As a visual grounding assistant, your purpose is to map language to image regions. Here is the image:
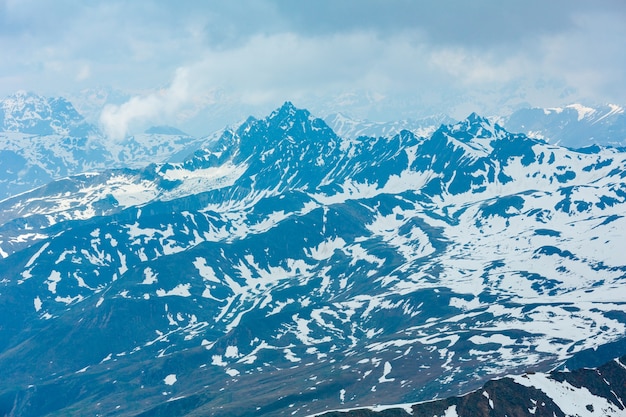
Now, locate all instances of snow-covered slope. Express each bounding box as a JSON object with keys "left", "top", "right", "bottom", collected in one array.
[{"left": 0, "top": 103, "right": 625, "bottom": 417}]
